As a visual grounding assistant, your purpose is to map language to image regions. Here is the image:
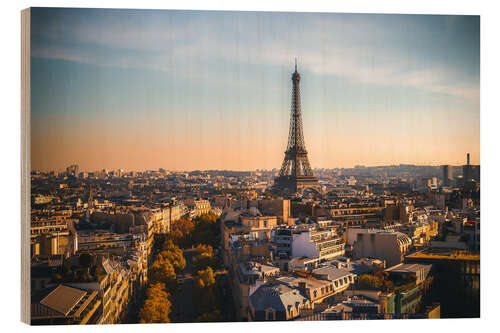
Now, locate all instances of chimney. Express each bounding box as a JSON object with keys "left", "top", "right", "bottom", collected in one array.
[{"left": 467, "top": 153, "right": 470, "bottom": 165}]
